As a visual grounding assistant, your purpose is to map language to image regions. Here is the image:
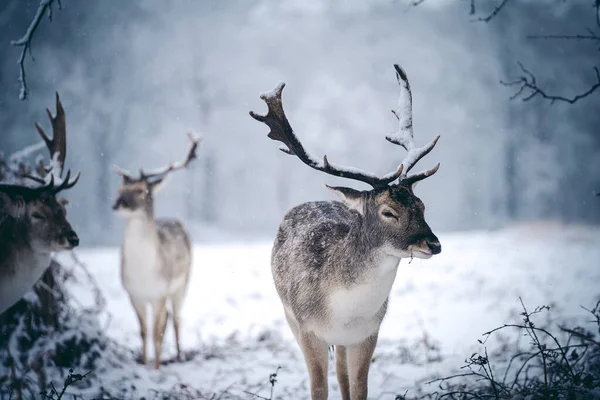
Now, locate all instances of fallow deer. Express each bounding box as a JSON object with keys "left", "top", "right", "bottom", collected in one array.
[
  {"left": 112, "top": 133, "right": 199, "bottom": 369},
  {"left": 250, "top": 64, "right": 441, "bottom": 400},
  {"left": 0, "top": 93, "right": 80, "bottom": 314}
]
